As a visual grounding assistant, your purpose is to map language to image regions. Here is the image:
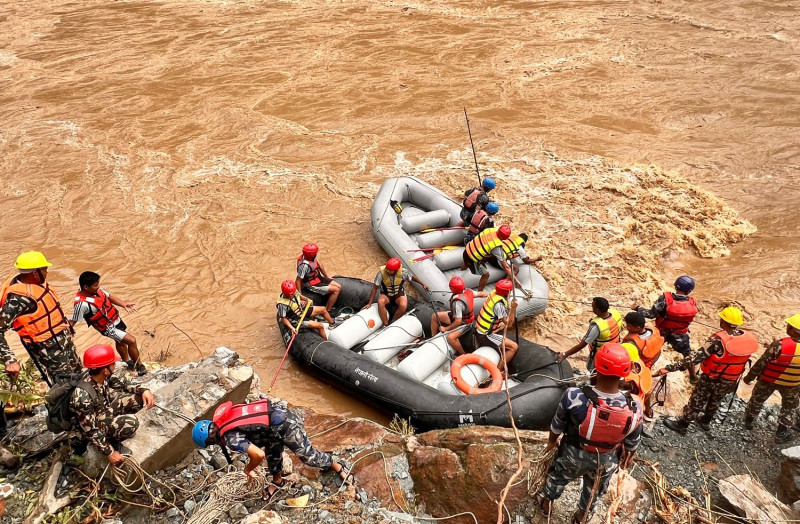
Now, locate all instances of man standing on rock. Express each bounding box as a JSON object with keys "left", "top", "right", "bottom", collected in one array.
[
  {"left": 192, "top": 399, "right": 352, "bottom": 500},
  {"left": 743, "top": 314, "right": 800, "bottom": 443},
  {"left": 658, "top": 307, "right": 759, "bottom": 434},
  {"left": 537, "top": 343, "right": 642, "bottom": 524}
]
